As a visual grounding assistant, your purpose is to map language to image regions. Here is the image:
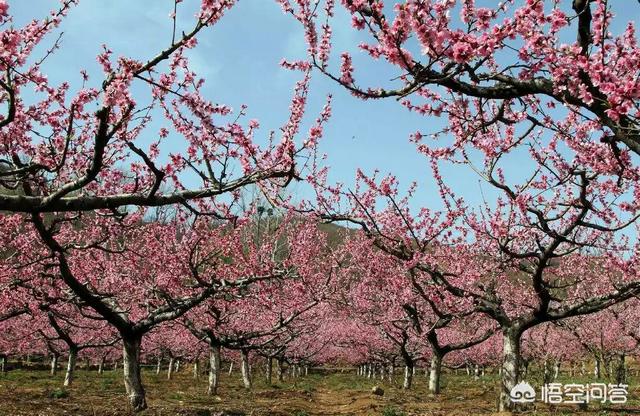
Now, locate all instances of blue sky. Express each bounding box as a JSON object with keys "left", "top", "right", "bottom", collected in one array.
[{"left": 8, "top": 1, "right": 640, "bottom": 213}]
